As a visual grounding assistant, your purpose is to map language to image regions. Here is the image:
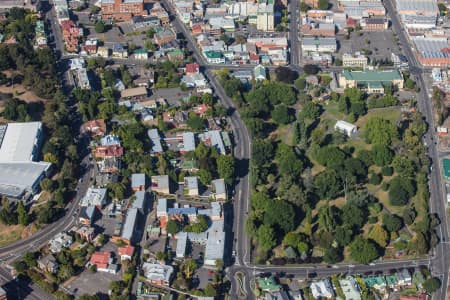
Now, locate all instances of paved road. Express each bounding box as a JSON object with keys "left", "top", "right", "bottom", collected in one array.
[
  {"left": 163, "top": 0, "right": 450, "bottom": 299},
  {"left": 288, "top": 0, "right": 300, "bottom": 66},
  {"left": 383, "top": 1, "right": 450, "bottom": 299}
]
